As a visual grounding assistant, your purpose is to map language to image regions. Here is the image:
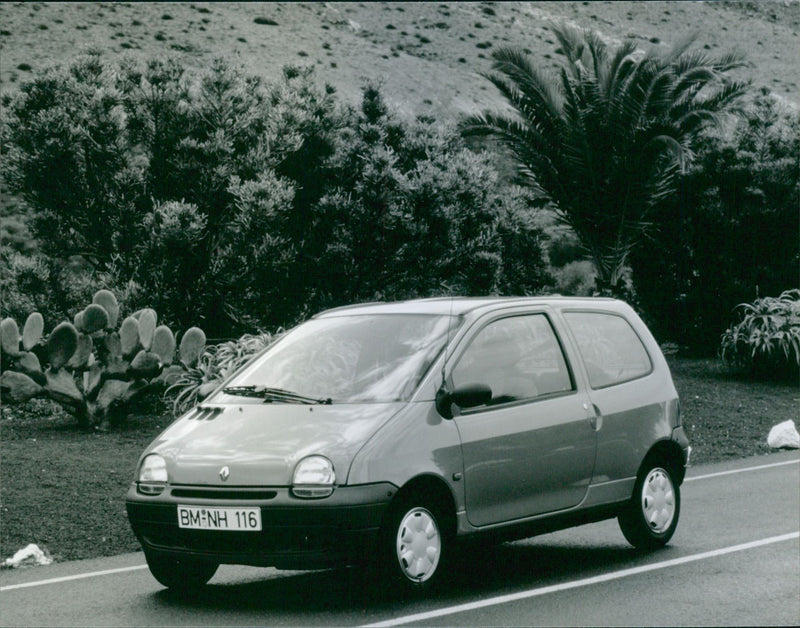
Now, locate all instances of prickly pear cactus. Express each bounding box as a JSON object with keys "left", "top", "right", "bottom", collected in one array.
[{"left": 0, "top": 290, "right": 206, "bottom": 429}]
